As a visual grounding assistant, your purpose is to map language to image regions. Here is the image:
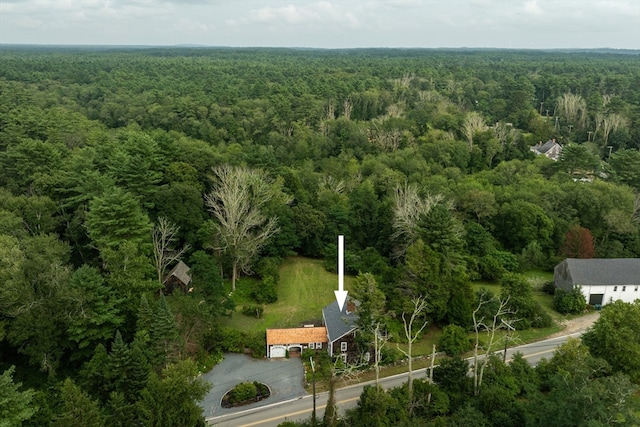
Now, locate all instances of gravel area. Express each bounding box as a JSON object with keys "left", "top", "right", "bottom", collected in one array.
[
  {"left": 546, "top": 311, "right": 600, "bottom": 339},
  {"left": 199, "top": 353, "right": 307, "bottom": 419}
]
